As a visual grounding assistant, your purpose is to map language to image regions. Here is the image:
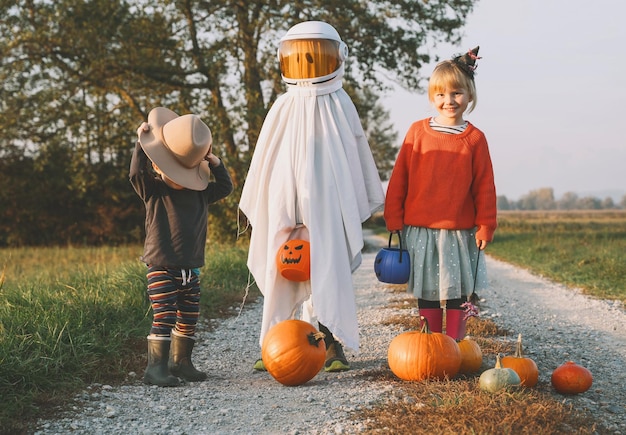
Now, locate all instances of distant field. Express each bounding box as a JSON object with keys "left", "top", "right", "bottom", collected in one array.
[
  {"left": 487, "top": 210, "right": 626, "bottom": 303},
  {"left": 1, "top": 244, "right": 142, "bottom": 285}
]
